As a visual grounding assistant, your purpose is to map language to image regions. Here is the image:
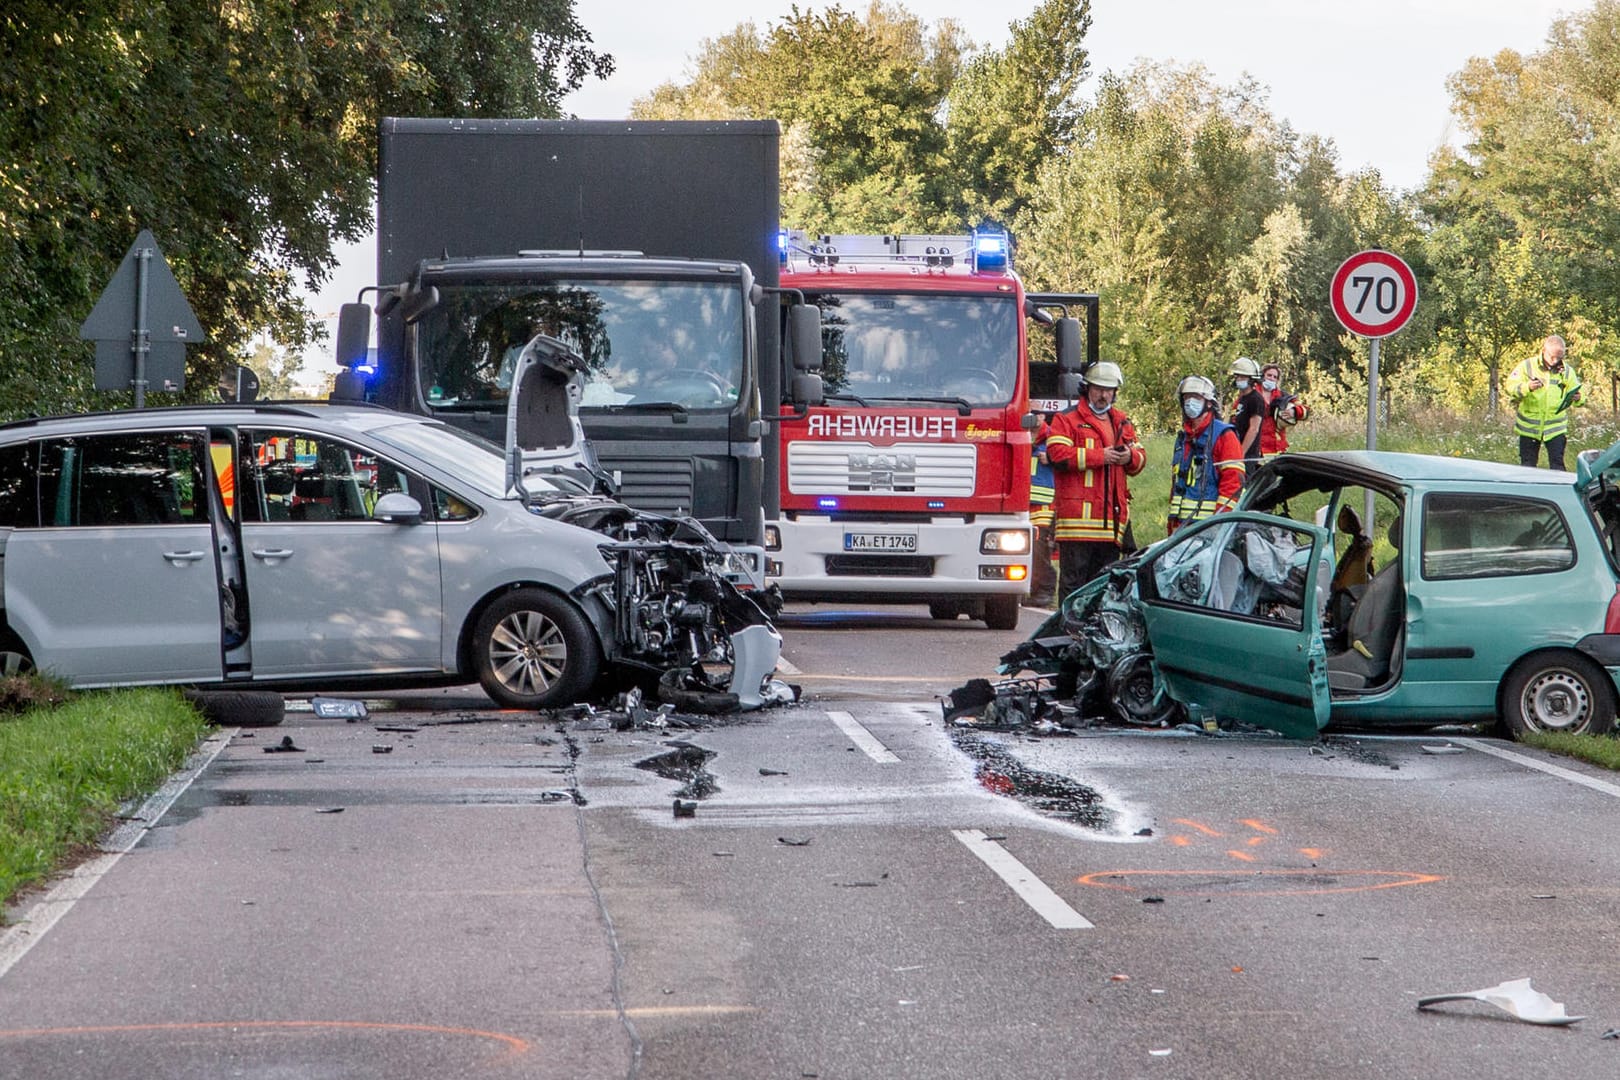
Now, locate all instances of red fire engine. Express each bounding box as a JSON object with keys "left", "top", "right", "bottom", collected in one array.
[{"left": 765, "top": 230, "right": 1094, "bottom": 629}]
